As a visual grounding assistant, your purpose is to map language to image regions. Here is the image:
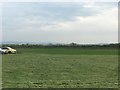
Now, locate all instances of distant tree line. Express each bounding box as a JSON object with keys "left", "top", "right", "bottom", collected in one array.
[{"left": 1, "top": 43, "right": 119, "bottom": 49}]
